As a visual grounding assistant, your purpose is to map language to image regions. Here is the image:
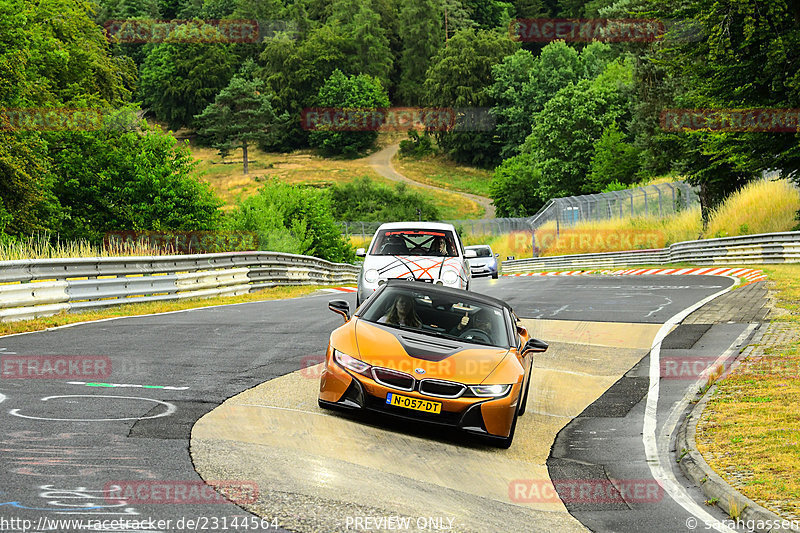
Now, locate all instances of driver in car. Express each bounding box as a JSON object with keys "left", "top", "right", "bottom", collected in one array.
[{"left": 450, "top": 308, "right": 494, "bottom": 342}]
